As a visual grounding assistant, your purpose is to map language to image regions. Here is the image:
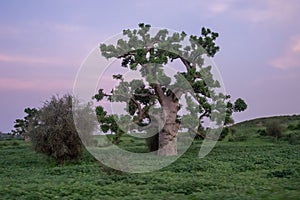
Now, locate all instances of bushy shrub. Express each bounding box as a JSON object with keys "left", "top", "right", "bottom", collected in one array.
[
  {"left": 27, "top": 95, "right": 97, "bottom": 164},
  {"left": 266, "top": 121, "right": 282, "bottom": 140}
]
